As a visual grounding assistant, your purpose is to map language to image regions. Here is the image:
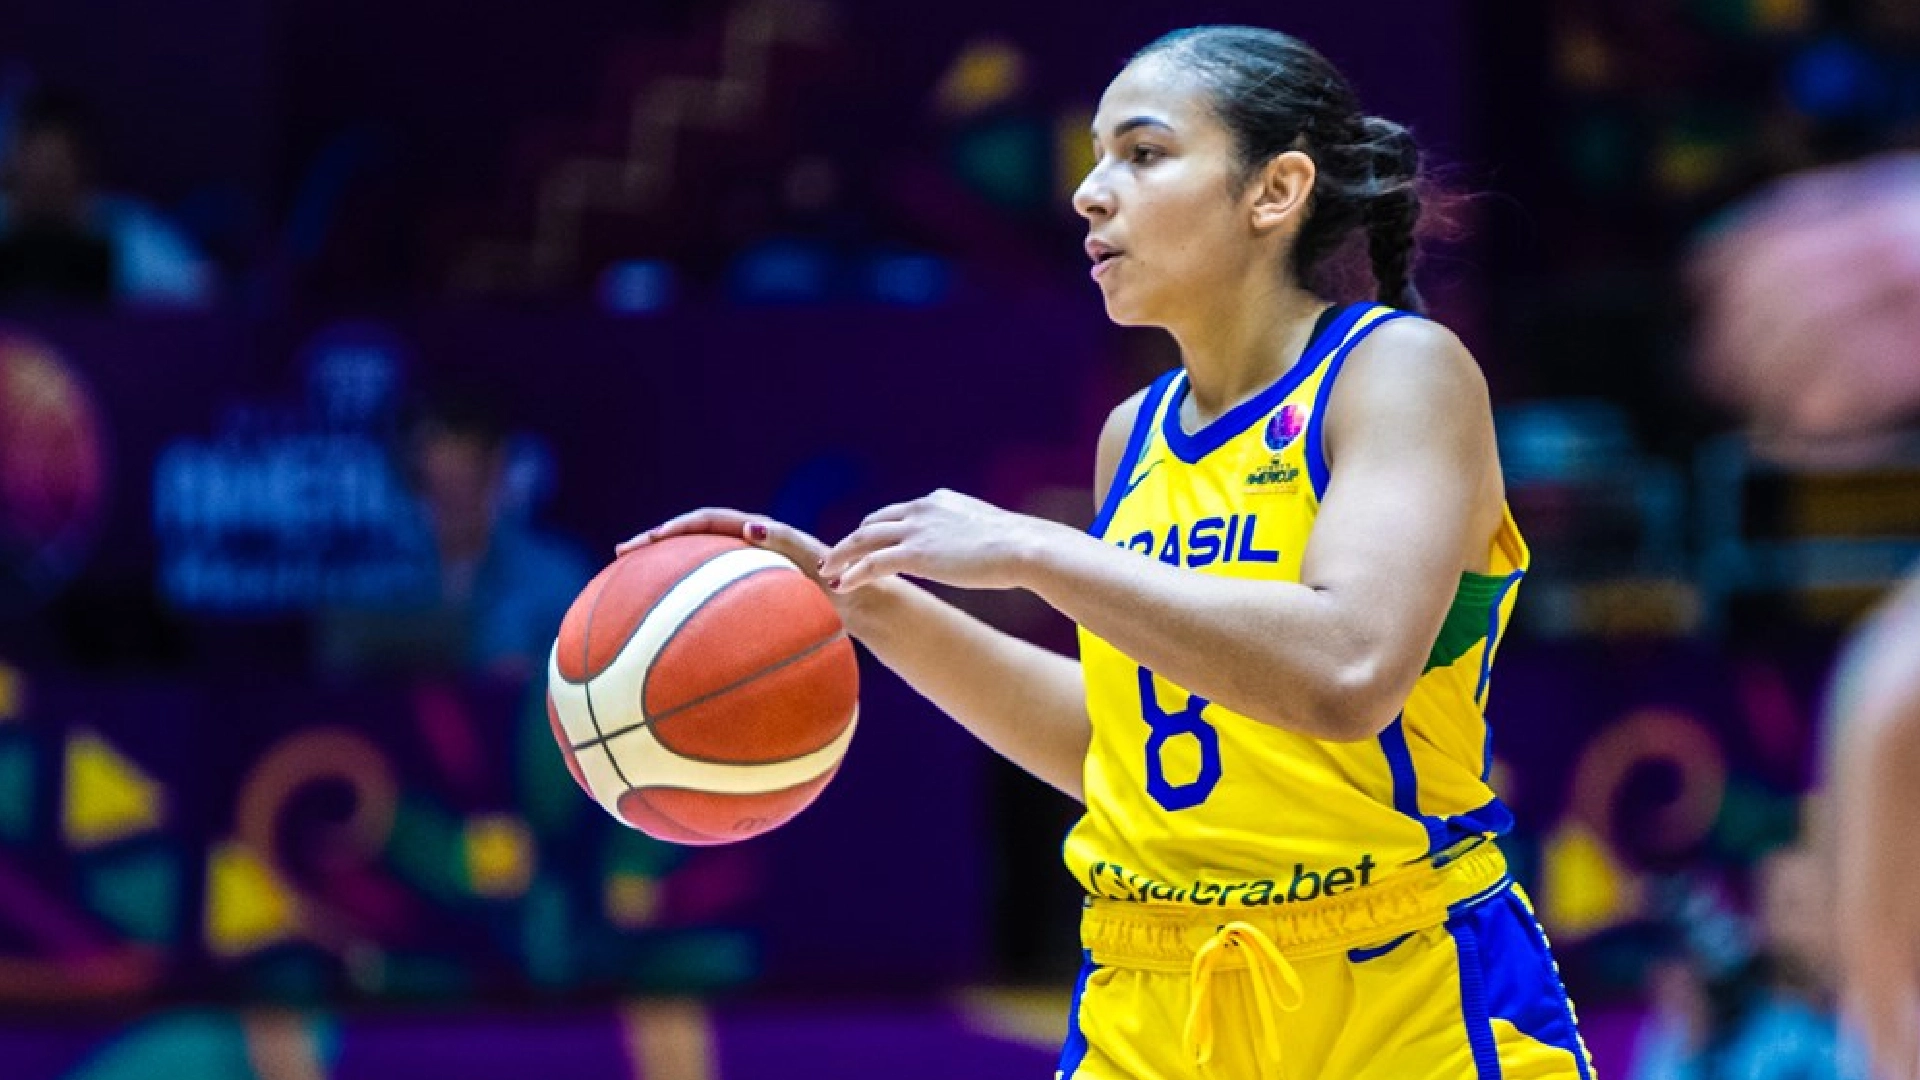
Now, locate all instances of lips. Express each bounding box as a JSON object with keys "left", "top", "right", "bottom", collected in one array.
[{"left": 1086, "top": 238, "right": 1123, "bottom": 282}]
